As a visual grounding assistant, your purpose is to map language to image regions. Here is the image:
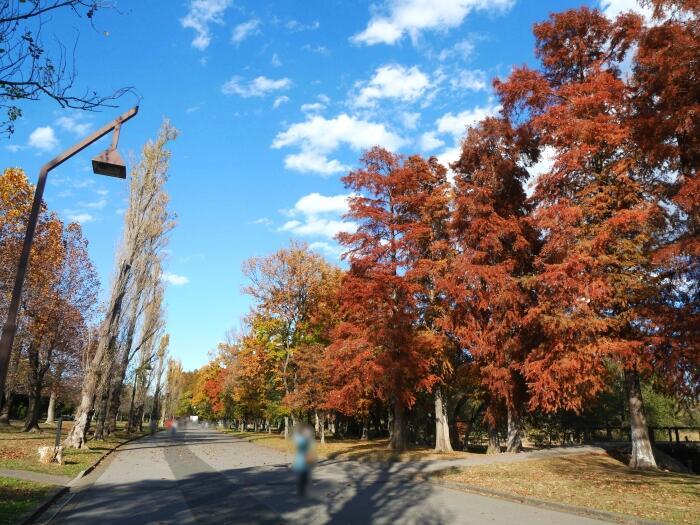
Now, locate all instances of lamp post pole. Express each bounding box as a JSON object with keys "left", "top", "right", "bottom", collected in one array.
[{"left": 0, "top": 106, "right": 139, "bottom": 396}]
